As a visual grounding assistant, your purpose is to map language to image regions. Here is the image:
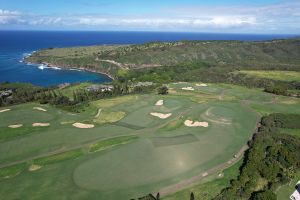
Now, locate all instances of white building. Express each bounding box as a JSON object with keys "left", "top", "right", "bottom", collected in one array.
[{"left": 290, "top": 181, "right": 300, "bottom": 200}]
